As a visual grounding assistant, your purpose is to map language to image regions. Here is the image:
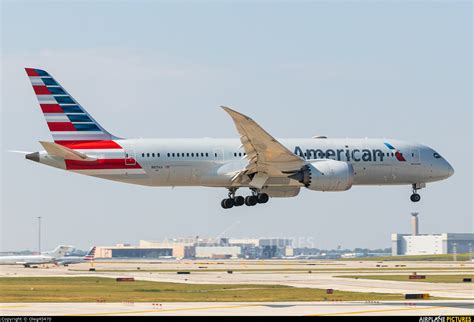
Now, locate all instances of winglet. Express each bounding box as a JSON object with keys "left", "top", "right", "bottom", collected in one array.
[{"left": 221, "top": 105, "right": 253, "bottom": 122}]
